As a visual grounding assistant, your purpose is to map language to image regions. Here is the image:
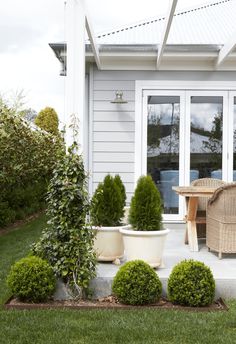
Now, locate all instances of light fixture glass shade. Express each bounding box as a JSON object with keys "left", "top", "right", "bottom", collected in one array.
[{"left": 111, "top": 91, "right": 128, "bottom": 104}]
